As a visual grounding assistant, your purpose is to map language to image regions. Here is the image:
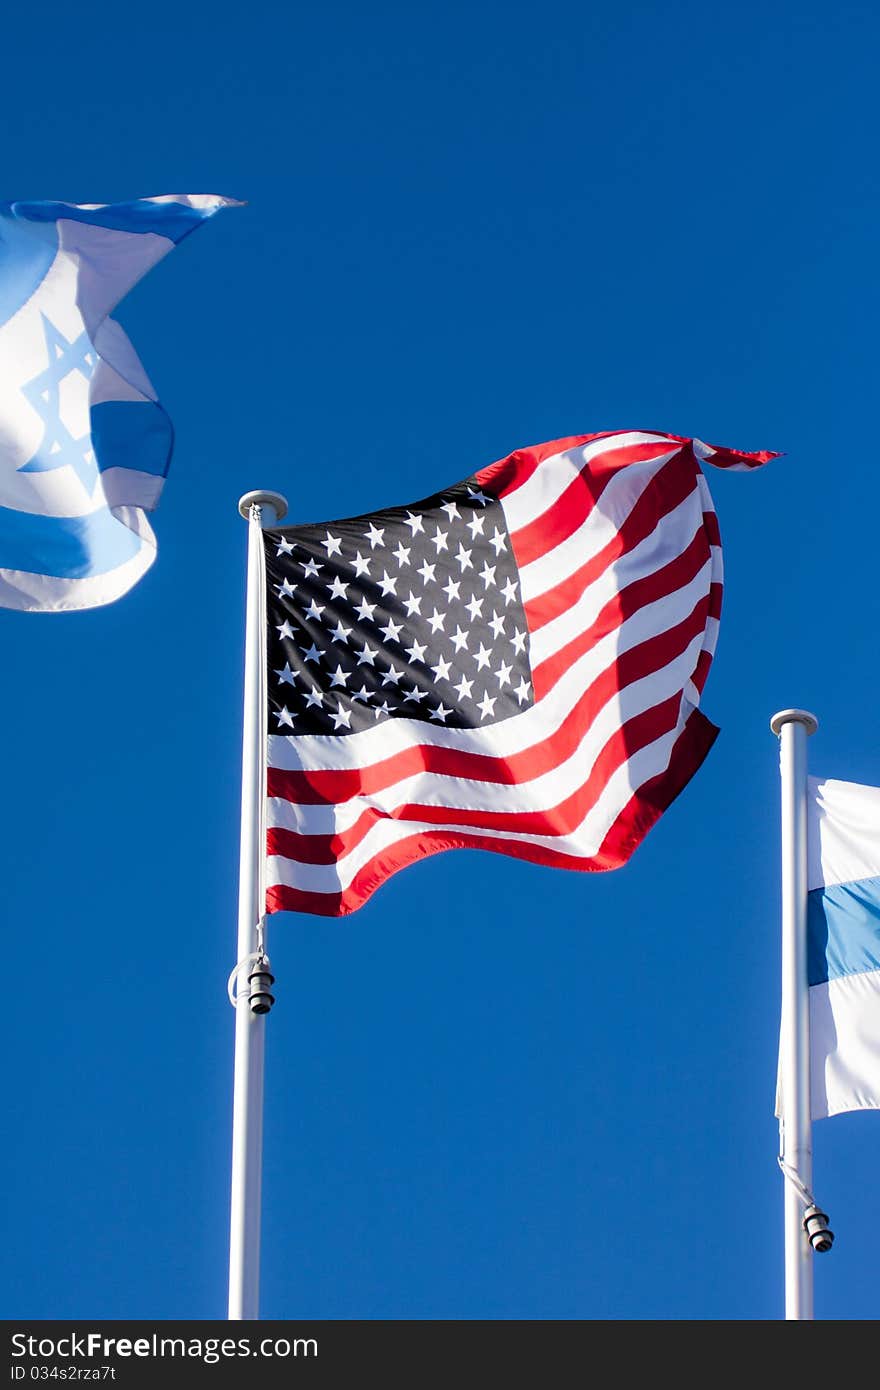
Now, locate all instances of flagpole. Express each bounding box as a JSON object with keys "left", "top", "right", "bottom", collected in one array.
[
  {"left": 228, "top": 489, "right": 288, "bottom": 1321},
  {"left": 770, "top": 707, "right": 818, "bottom": 1320}
]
